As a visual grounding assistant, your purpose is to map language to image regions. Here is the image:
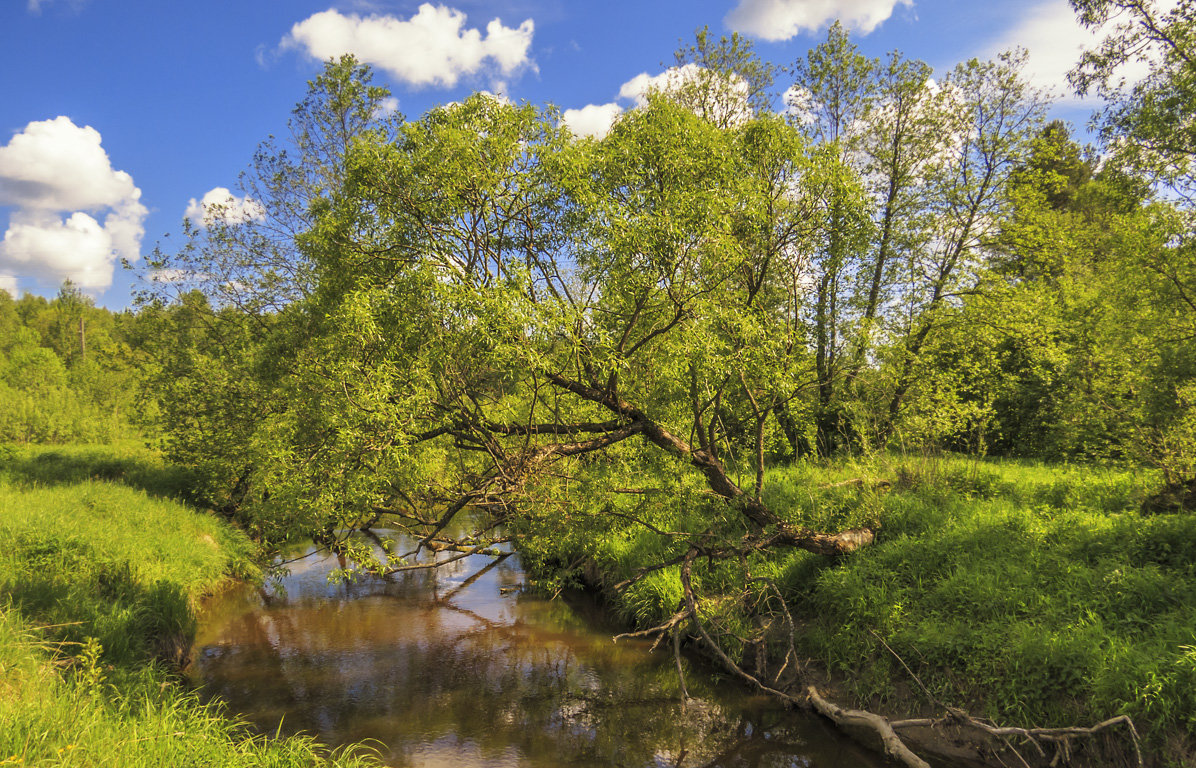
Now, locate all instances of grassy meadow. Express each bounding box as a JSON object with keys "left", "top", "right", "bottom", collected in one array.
[{"left": 0, "top": 443, "right": 380, "bottom": 768}]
